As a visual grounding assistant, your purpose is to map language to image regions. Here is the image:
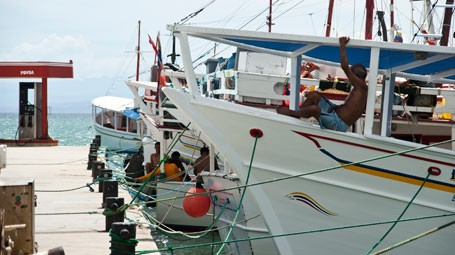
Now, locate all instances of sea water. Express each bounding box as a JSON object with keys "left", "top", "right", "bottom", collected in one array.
[
  {"left": 0, "top": 112, "right": 223, "bottom": 254},
  {"left": 0, "top": 113, "right": 94, "bottom": 145}
]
